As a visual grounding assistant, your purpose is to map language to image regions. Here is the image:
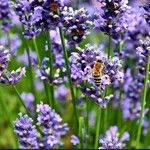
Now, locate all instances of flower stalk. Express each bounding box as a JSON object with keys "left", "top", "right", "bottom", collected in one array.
[
  {"left": 59, "top": 27, "right": 79, "bottom": 129},
  {"left": 45, "top": 32, "right": 55, "bottom": 108},
  {"left": 136, "top": 55, "right": 150, "bottom": 148}
]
